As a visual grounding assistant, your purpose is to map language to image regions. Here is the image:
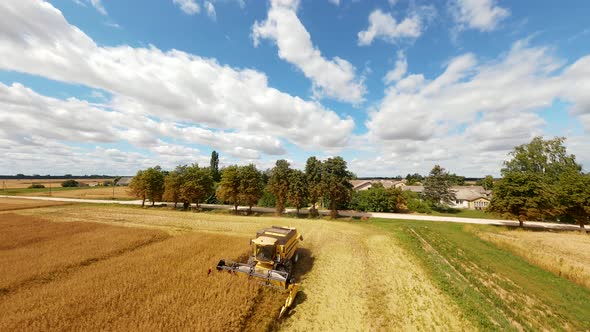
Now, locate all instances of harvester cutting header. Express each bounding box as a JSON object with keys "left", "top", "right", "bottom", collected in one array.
[{"left": 216, "top": 226, "right": 303, "bottom": 317}]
